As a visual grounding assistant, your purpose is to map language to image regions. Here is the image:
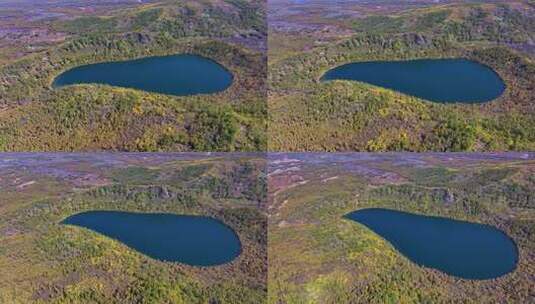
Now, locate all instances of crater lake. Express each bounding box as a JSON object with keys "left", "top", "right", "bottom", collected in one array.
[
  {"left": 321, "top": 59, "right": 505, "bottom": 103},
  {"left": 53, "top": 54, "right": 233, "bottom": 96},
  {"left": 62, "top": 211, "right": 242, "bottom": 266},
  {"left": 345, "top": 208, "right": 518, "bottom": 279}
]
